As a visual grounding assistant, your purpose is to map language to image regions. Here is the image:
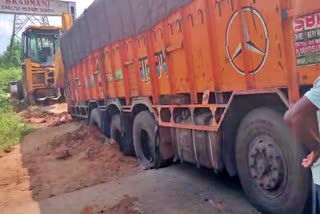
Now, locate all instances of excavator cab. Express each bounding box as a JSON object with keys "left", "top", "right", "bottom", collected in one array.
[
  {"left": 22, "top": 27, "right": 61, "bottom": 64},
  {"left": 20, "top": 26, "right": 63, "bottom": 104}
]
